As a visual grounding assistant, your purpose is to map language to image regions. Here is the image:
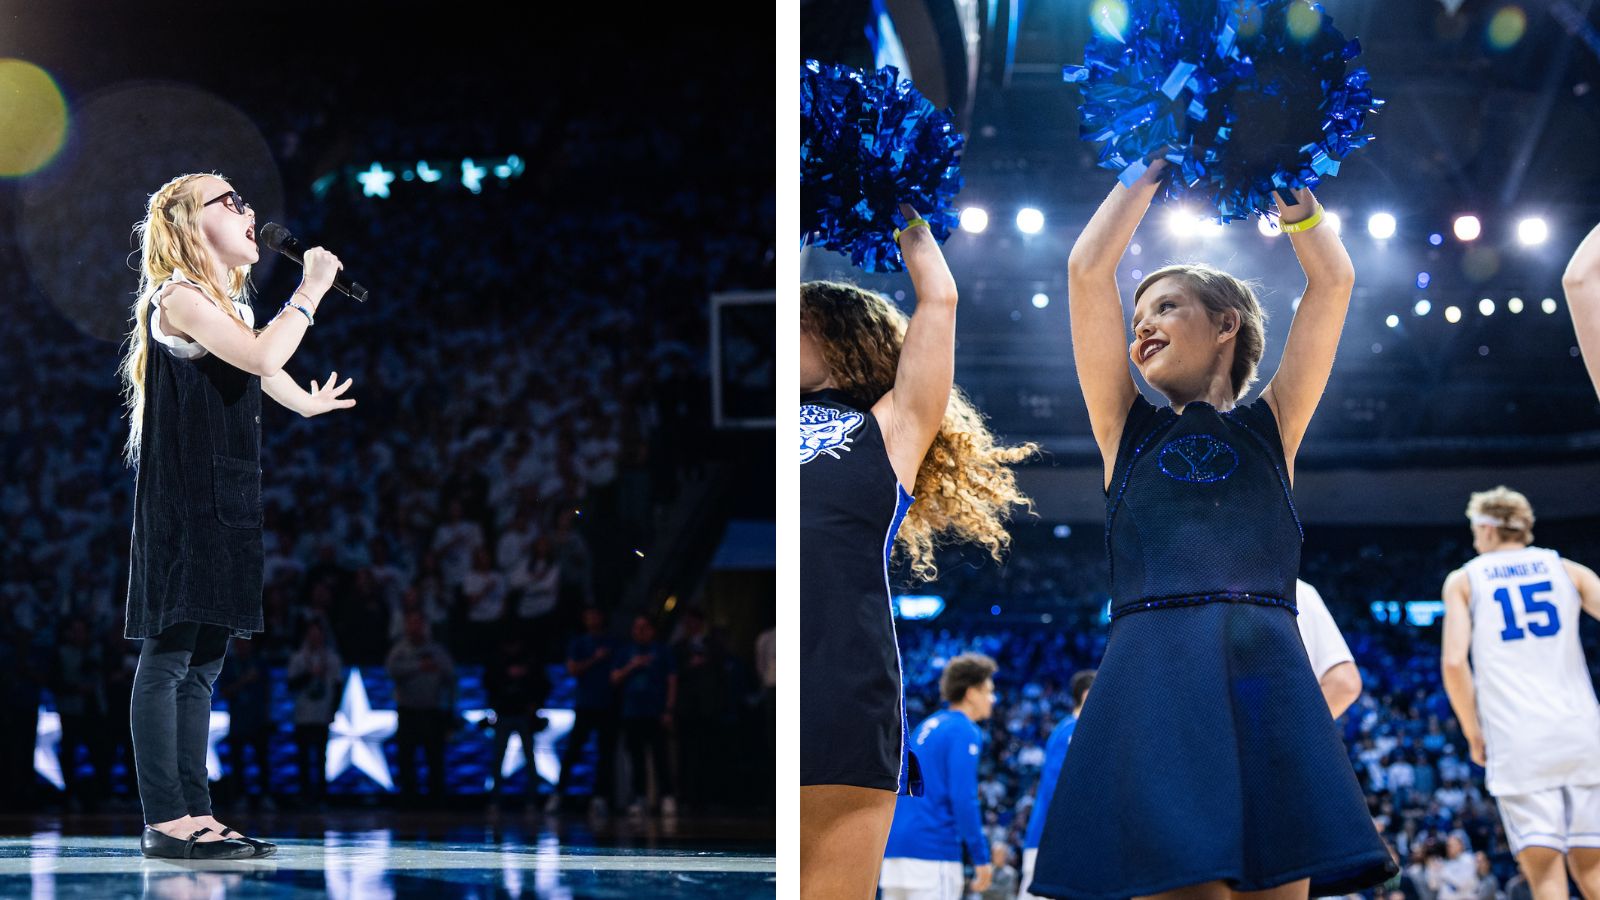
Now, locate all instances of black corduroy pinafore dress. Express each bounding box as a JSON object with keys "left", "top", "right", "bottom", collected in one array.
[{"left": 126, "top": 272, "right": 265, "bottom": 640}]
